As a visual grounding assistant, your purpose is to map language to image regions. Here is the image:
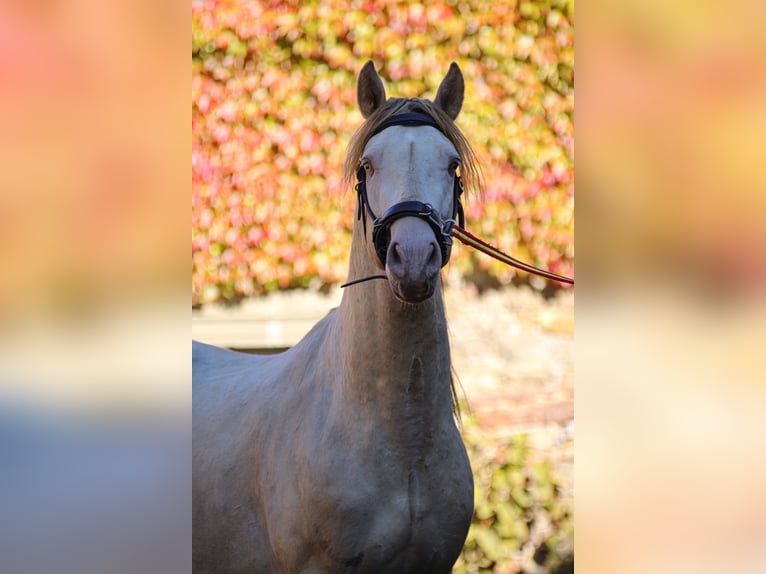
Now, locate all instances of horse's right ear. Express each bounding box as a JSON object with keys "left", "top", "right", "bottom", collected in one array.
[
  {"left": 357, "top": 61, "right": 386, "bottom": 118},
  {"left": 434, "top": 62, "right": 464, "bottom": 120}
]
